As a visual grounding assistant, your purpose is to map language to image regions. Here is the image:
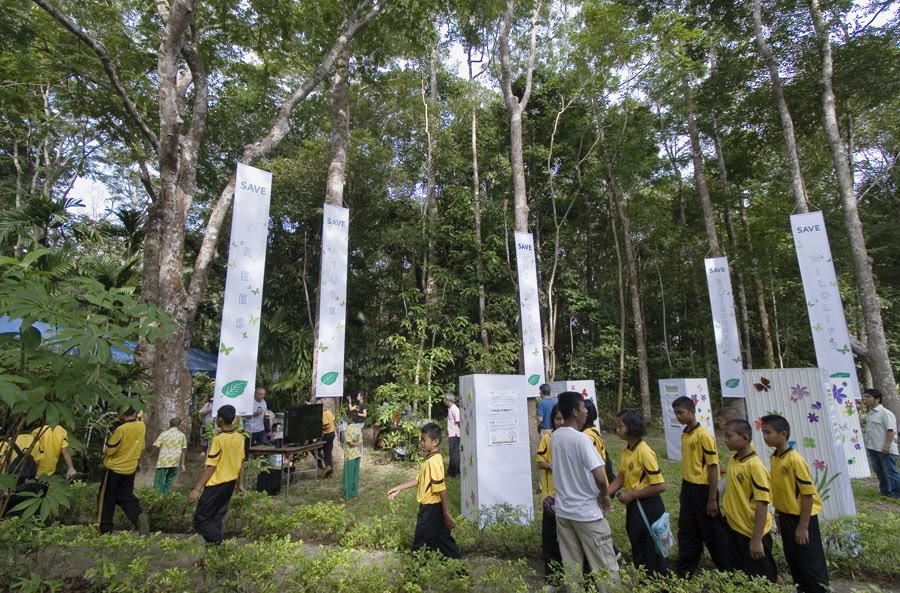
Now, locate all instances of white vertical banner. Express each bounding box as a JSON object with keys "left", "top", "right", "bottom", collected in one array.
[
  {"left": 704, "top": 257, "right": 745, "bottom": 397},
  {"left": 790, "top": 212, "right": 870, "bottom": 478},
  {"left": 213, "top": 163, "right": 272, "bottom": 416},
  {"left": 514, "top": 232, "right": 545, "bottom": 390},
  {"left": 314, "top": 204, "right": 349, "bottom": 397}
]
